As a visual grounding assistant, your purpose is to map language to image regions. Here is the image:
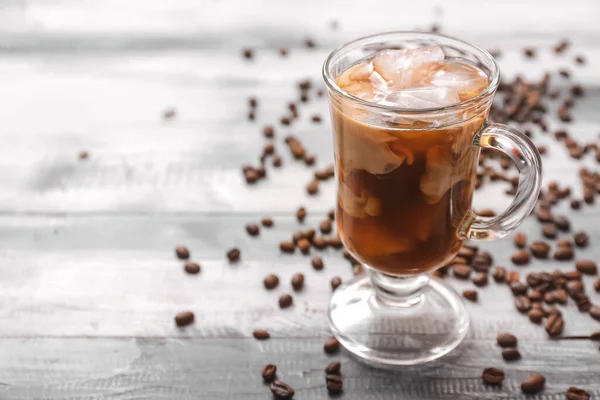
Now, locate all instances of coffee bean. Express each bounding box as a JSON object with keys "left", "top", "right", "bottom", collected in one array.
[
  {"left": 304, "top": 37, "right": 316, "bottom": 48},
  {"left": 589, "top": 306, "right": 600, "bottom": 322},
  {"left": 304, "top": 155, "right": 316, "bottom": 166},
  {"left": 571, "top": 199, "right": 582, "bottom": 210},
  {"left": 326, "top": 374, "right": 343, "bottom": 394},
  {"left": 545, "top": 314, "right": 564, "bottom": 336},
  {"left": 175, "top": 246, "right": 190, "bottom": 260},
  {"left": 576, "top": 260, "right": 597, "bottom": 275},
  {"left": 263, "top": 144, "right": 275, "bottom": 156},
  {"left": 226, "top": 248, "right": 241, "bottom": 262},
  {"left": 544, "top": 305, "right": 562, "bottom": 318},
  {"left": 248, "top": 110, "right": 256, "bottom": 121},
  {"left": 325, "top": 361, "right": 341, "bottom": 374},
  {"left": 458, "top": 246, "right": 476, "bottom": 262},
  {"left": 554, "top": 289, "right": 568, "bottom": 304},
  {"left": 312, "top": 237, "right": 327, "bottom": 250},
  {"left": 324, "top": 337, "right": 340, "bottom": 354},
  {"left": 521, "top": 374, "right": 545, "bottom": 394},
  {"left": 79, "top": 150, "right": 89, "bottom": 160},
  {"left": 542, "top": 223, "right": 557, "bottom": 239},
  {"left": 306, "top": 180, "right": 319, "bottom": 195},
  {"left": 527, "top": 272, "right": 552, "bottom": 292},
  {"left": 280, "top": 241, "right": 295, "bottom": 253},
  {"left": 502, "top": 347, "right": 521, "bottom": 361},
  {"left": 263, "top": 125, "right": 275, "bottom": 138},
  {"left": 280, "top": 116, "right": 291, "bottom": 126},
  {"left": 514, "top": 232, "right": 527, "bottom": 248},
  {"left": 330, "top": 277, "right": 342, "bottom": 291},
  {"left": 473, "top": 251, "right": 493, "bottom": 271},
  {"left": 572, "top": 84, "right": 584, "bottom": 97},
  {"left": 296, "top": 207, "right": 306, "bottom": 222},
  {"left": 279, "top": 48, "right": 288, "bottom": 57},
  {"left": 278, "top": 294, "right": 293, "bottom": 309},
  {"left": 591, "top": 331, "right": 600, "bottom": 341},
  {"left": 272, "top": 156, "right": 282, "bottom": 167},
  {"left": 264, "top": 274, "right": 279, "bottom": 290},
  {"left": 472, "top": 273, "right": 488, "bottom": 287},
  {"left": 478, "top": 208, "right": 495, "bottom": 217},
  {"left": 594, "top": 278, "right": 600, "bottom": 292},
  {"left": 558, "top": 239, "right": 573, "bottom": 249},
  {"left": 506, "top": 271, "right": 520, "bottom": 283},
  {"left": 576, "top": 296, "right": 591, "bottom": 312},
  {"left": 253, "top": 329, "right": 270, "bottom": 340},
  {"left": 246, "top": 223, "right": 260, "bottom": 236},
  {"left": 328, "top": 209, "right": 335, "bottom": 220},
  {"left": 492, "top": 267, "right": 506, "bottom": 283},
  {"left": 515, "top": 296, "right": 532, "bottom": 313},
  {"left": 523, "top": 48, "right": 536, "bottom": 58},
  {"left": 529, "top": 241, "right": 550, "bottom": 258},
  {"left": 554, "top": 39, "right": 570, "bottom": 53},
  {"left": 242, "top": 48, "right": 254, "bottom": 60},
  {"left": 270, "top": 380, "right": 294, "bottom": 399},
  {"left": 311, "top": 257, "right": 324, "bottom": 270},
  {"left": 262, "top": 364, "right": 277, "bottom": 382},
  {"left": 528, "top": 289, "right": 543, "bottom": 302},
  {"left": 297, "top": 238, "right": 311, "bottom": 254},
  {"left": 311, "top": 114, "right": 322, "bottom": 123},
  {"left": 174, "top": 311, "right": 195, "bottom": 327},
  {"left": 482, "top": 367, "right": 505, "bottom": 385},
  {"left": 574, "top": 231, "right": 589, "bottom": 248},
  {"left": 463, "top": 290, "right": 478, "bottom": 302},
  {"left": 511, "top": 250, "right": 530, "bottom": 265},
  {"left": 327, "top": 236, "right": 343, "bottom": 249},
  {"left": 453, "top": 264, "right": 471, "bottom": 279},
  {"left": 528, "top": 308, "right": 545, "bottom": 324},
  {"left": 510, "top": 281, "right": 528, "bottom": 295},
  {"left": 261, "top": 217, "right": 273, "bottom": 227},
  {"left": 566, "top": 386, "right": 590, "bottom": 400},
  {"left": 544, "top": 291, "right": 555, "bottom": 304},
  {"left": 536, "top": 208, "right": 553, "bottom": 222},
  {"left": 566, "top": 280, "right": 584, "bottom": 296},
  {"left": 554, "top": 216, "right": 571, "bottom": 232},
  {"left": 291, "top": 273, "right": 304, "bottom": 291},
  {"left": 497, "top": 332, "right": 517, "bottom": 348},
  {"left": 320, "top": 219, "right": 332, "bottom": 234},
  {"left": 554, "top": 246, "right": 574, "bottom": 261},
  {"left": 184, "top": 262, "right": 201, "bottom": 274}
]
